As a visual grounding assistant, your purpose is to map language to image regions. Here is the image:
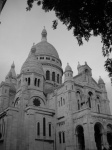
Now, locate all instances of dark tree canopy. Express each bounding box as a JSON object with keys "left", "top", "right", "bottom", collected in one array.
[{"left": 26, "top": 0, "right": 112, "bottom": 77}]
